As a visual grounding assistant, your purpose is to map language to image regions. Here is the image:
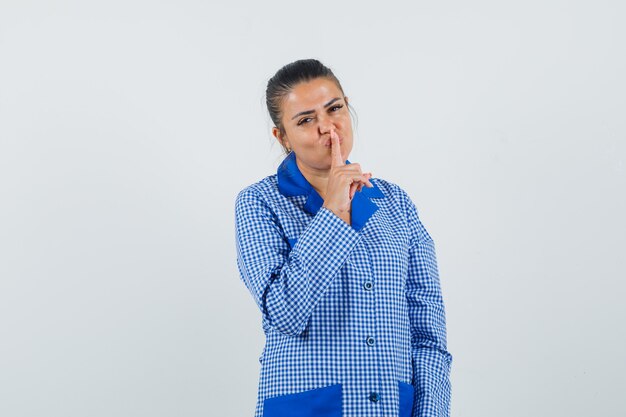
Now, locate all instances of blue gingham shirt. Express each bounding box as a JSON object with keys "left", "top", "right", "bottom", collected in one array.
[{"left": 234, "top": 151, "right": 453, "bottom": 417}]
